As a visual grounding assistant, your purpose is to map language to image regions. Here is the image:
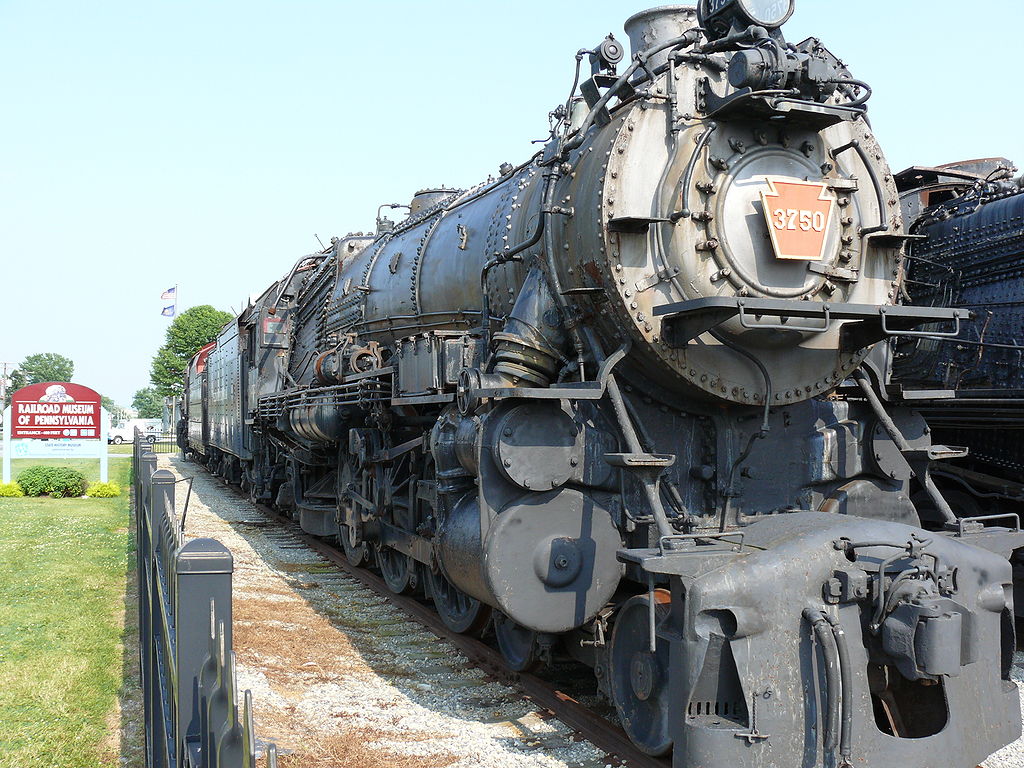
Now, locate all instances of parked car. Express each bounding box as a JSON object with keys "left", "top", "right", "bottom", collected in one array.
[{"left": 107, "top": 419, "right": 163, "bottom": 444}]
